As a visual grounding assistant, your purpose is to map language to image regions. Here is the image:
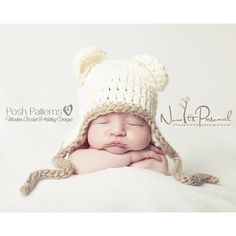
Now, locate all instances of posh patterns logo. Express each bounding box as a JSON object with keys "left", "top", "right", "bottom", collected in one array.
[{"left": 4, "top": 105, "right": 73, "bottom": 123}]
